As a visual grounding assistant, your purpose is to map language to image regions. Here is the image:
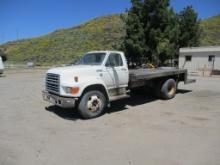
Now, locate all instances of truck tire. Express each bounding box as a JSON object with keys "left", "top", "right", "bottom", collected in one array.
[
  {"left": 78, "top": 90, "right": 107, "bottom": 119},
  {"left": 157, "top": 79, "right": 177, "bottom": 100}
]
